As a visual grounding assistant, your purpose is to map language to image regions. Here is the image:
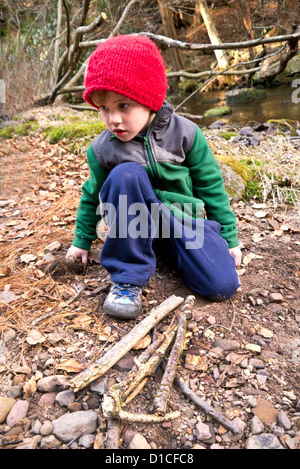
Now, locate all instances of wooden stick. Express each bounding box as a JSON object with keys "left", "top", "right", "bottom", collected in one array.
[
  {"left": 69, "top": 295, "right": 184, "bottom": 392},
  {"left": 106, "top": 419, "right": 121, "bottom": 449},
  {"left": 153, "top": 296, "right": 194, "bottom": 415},
  {"left": 102, "top": 327, "right": 178, "bottom": 419},
  {"left": 175, "top": 376, "right": 241, "bottom": 435},
  {"left": 117, "top": 409, "right": 180, "bottom": 423}
]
